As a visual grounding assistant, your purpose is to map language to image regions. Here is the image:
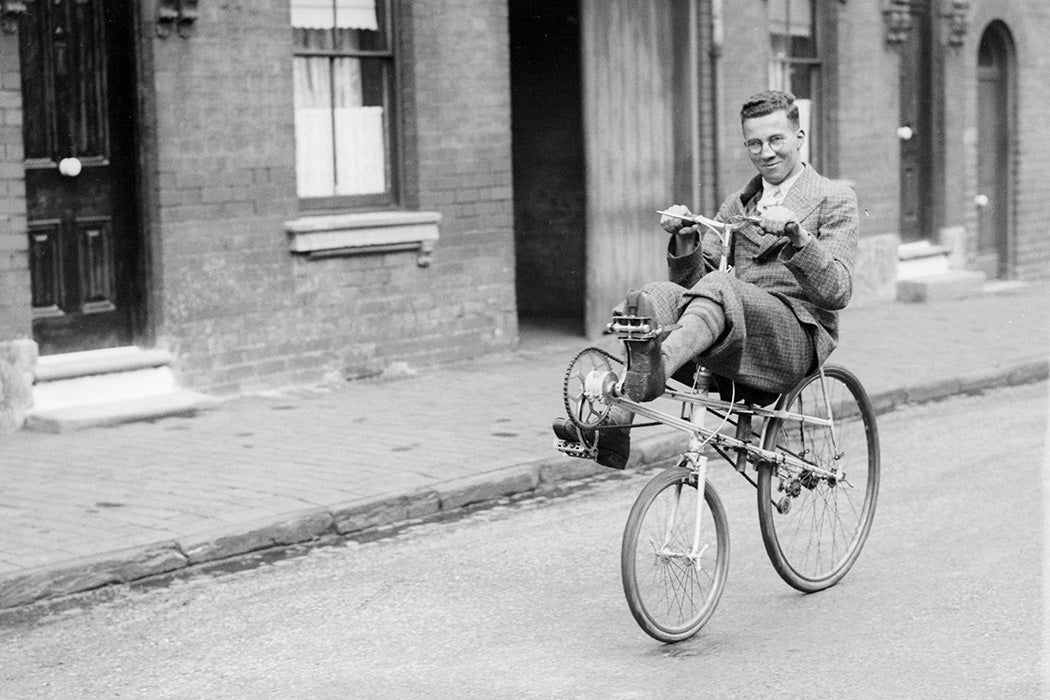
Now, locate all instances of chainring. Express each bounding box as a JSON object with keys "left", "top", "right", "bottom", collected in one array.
[{"left": 561, "top": 347, "right": 624, "bottom": 429}]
